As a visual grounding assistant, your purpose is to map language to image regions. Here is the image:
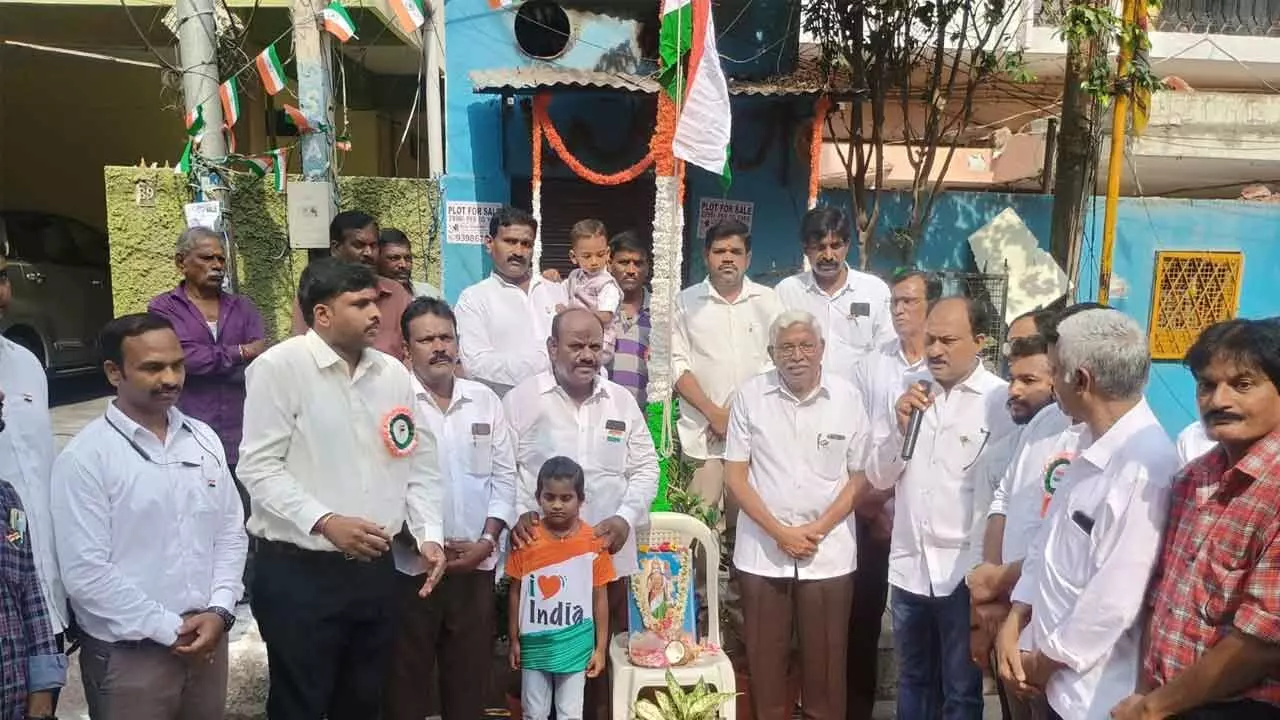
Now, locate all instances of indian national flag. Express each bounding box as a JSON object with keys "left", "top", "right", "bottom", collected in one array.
[
  {"left": 322, "top": 2, "right": 358, "bottom": 43},
  {"left": 175, "top": 140, "right": 193, "bottom": 175},
  {"left": 270, "top": 148, "right": 287, "bottom": 193},
  {"left": 282, "top": 104, "right": 313, "bottom": 134},
  {"left": 219, "top": 77, "right": 241, "bottom": 128},
  {"left": 659, "top": 0, "right": 732, "bottom": 185},
  {"left": 390, "top": 0, "right": 425, "bottom": 33},
  {"left": 245, "top": 155, "right": 271, "bottom": 177},
  {"left": 256, "top": 44, "right": 287, "bottom": 96},
  {"left": 185, "top": 105, "right": 205, "bottom": 137}
]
